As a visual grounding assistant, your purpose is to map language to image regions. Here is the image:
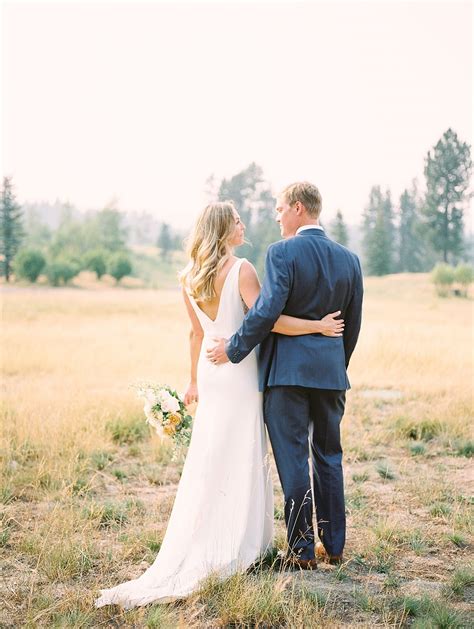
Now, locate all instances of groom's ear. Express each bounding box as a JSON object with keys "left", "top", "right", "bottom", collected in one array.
[{"left": 294, "top": 201, "right": 303, "bottom": 215}]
